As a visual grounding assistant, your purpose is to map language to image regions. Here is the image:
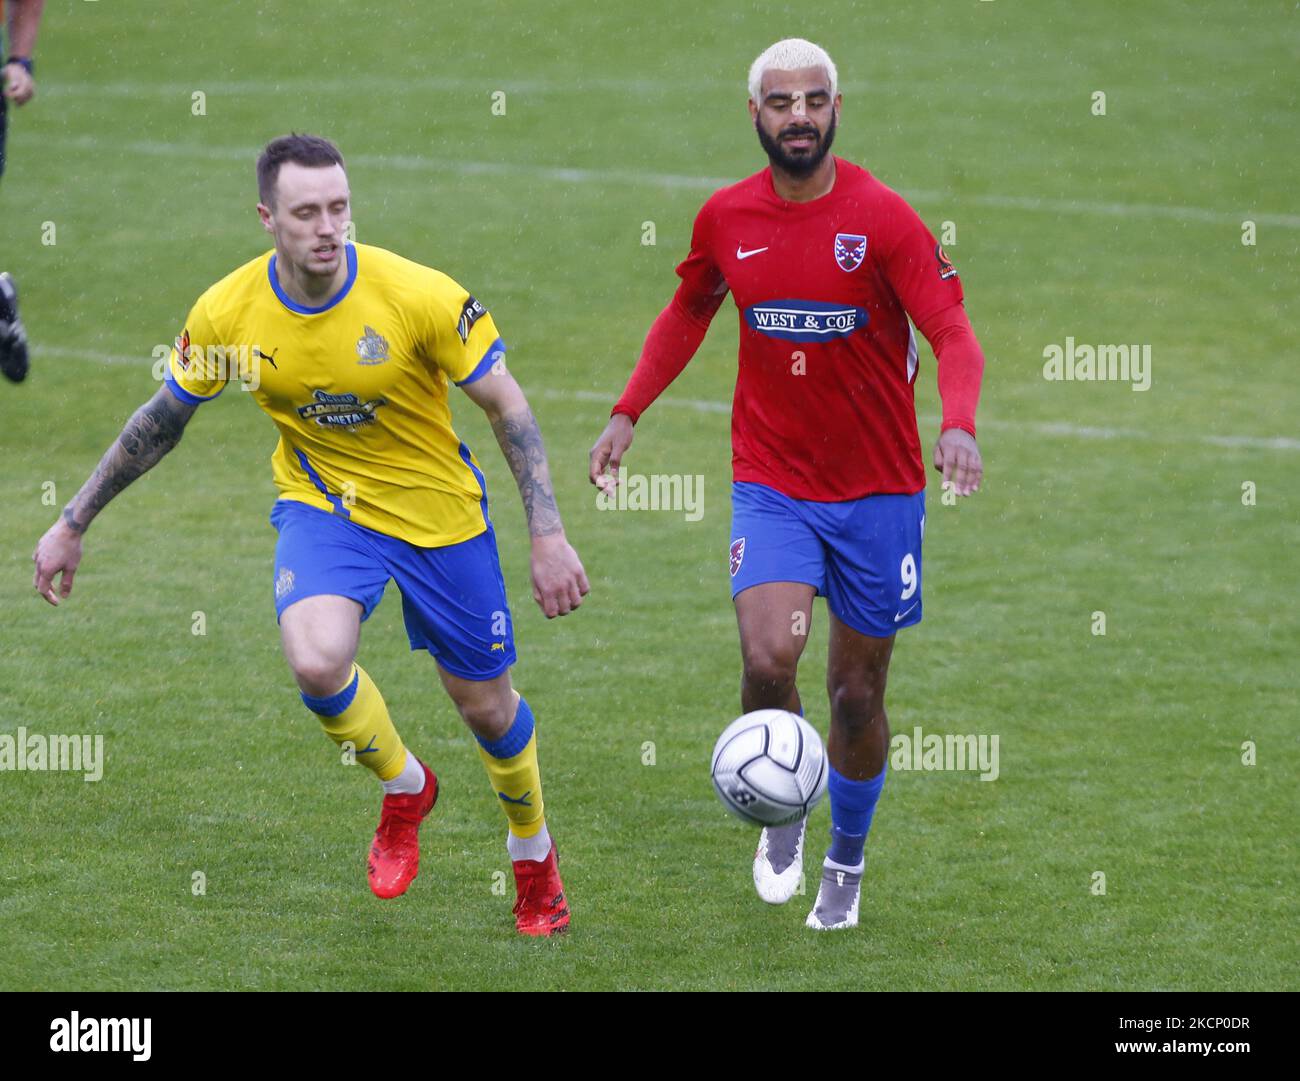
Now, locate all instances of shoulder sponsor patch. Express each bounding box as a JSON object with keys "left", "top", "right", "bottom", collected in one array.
[
  {"left": 456, "top": 296, "right": 487, "bottom": 344},
  {"left": 743, "top": 299, "right": 868, "bottom": 342},
  {"left": 936, "top": 243, "right": 957, "bottom": 281}
]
